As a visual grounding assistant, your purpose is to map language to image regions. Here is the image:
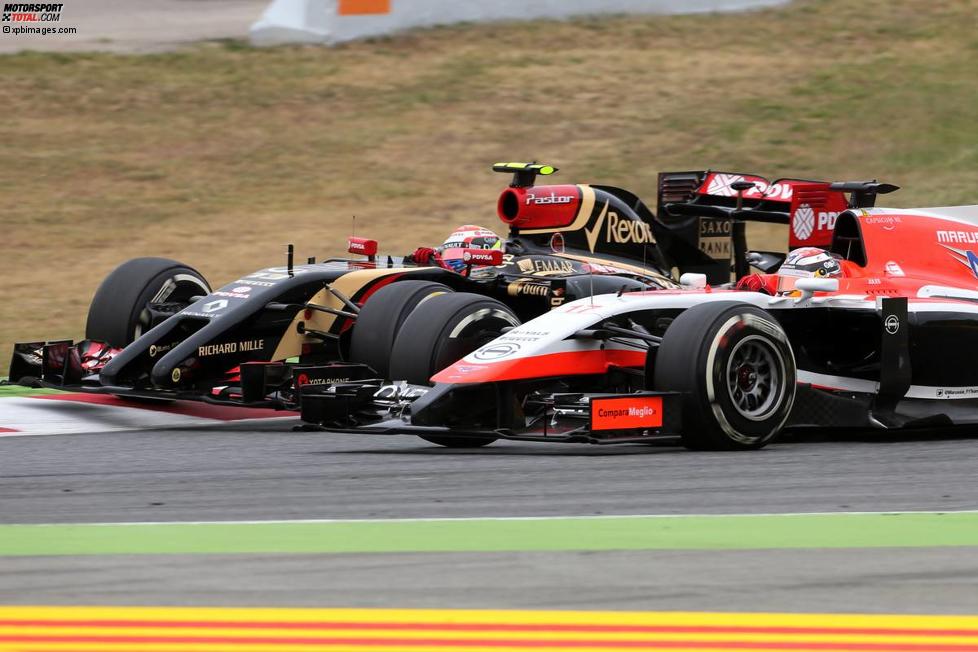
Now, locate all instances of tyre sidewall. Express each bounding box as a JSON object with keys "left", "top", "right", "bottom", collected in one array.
[
  {"left": 428, "top": 303, "right": 522, "bottom": 378},
  {"left": 391, "top": 293, "right": 520, "bottom": 386},
  {"left": 348, "top": 280, "right": 454, "bottom": 378},
  {"left": 700, "top": 309, "right": 796, "bottom": 447},
  {"left": 391, "top": 292, "right": 520, "bottom": 448},
  {"left": 86, "top": 258, "right": 209, "bottom": 348}
]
